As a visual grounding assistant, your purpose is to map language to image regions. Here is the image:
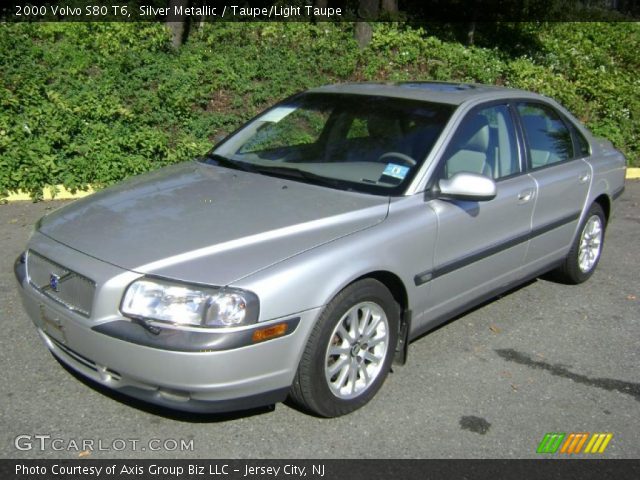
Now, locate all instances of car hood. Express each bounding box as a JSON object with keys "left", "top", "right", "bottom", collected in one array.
[{"left": 38, "top": 162, "right": 389, "bottom": 285}]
